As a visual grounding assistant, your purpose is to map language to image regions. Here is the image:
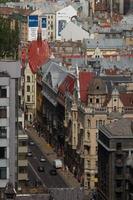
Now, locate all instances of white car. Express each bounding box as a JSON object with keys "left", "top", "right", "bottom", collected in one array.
[
  {"left": 29, "top": 141, "right": 35, "bottom": 146},
  {"left": 40, "top": 157, "right": 46, "bottom": 162},
  {"left": 53, "top": 159, "right": 63, "bottom": 169},
  {"left": 27, "top": 152, "right": 32, "bottom": 157}
]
